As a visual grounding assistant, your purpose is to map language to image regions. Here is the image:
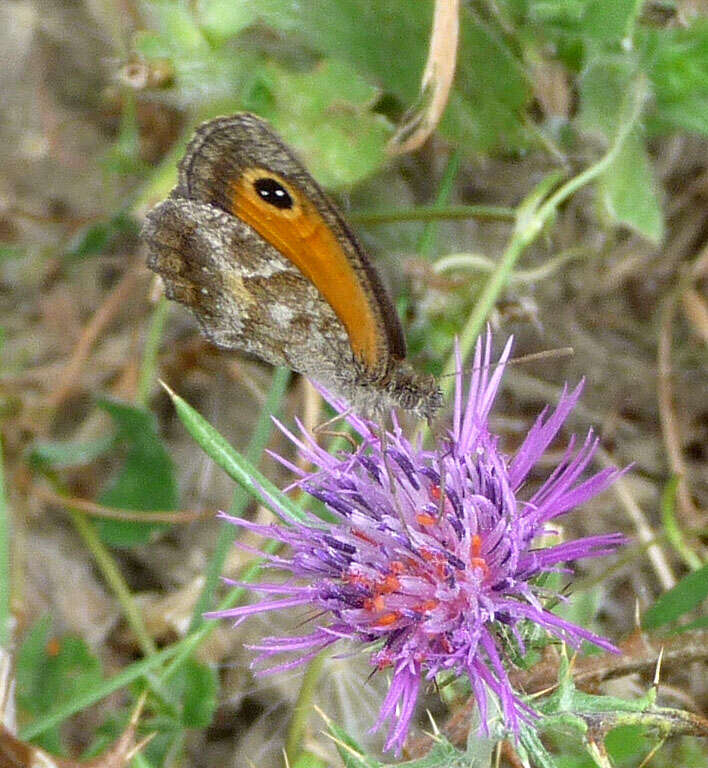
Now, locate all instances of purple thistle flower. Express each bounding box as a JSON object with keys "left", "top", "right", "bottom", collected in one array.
[{"left": 209, "top": 333, "right": 626, "bottom": 755}]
